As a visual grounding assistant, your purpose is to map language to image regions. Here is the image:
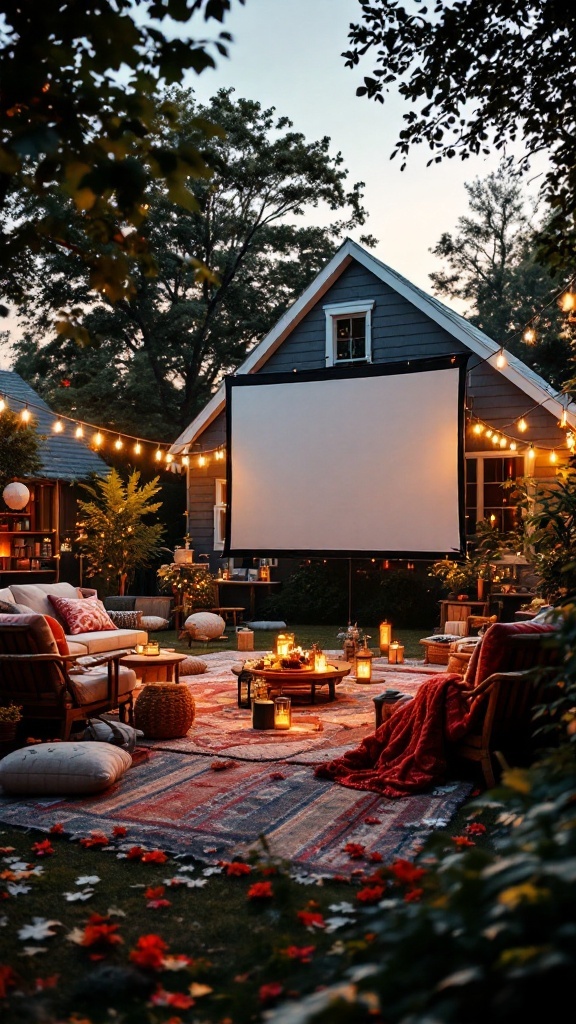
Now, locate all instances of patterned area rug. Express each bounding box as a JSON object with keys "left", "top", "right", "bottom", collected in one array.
[{"left": 0, "top": 652, "right": 473, "bottom": 876}]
